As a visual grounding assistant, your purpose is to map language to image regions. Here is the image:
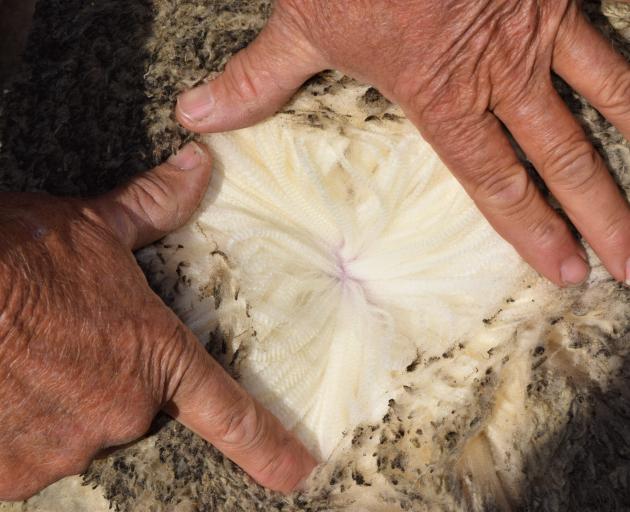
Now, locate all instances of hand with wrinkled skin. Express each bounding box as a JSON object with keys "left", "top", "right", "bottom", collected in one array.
[
  {"left": 177, "top": 0, "right": 630, "bottom": 287},
  {"left": 0, "top": 142, "right": 316, "bottom": 501}
]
